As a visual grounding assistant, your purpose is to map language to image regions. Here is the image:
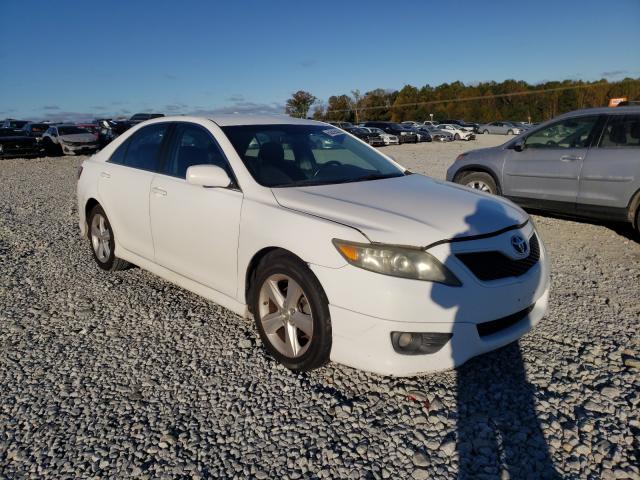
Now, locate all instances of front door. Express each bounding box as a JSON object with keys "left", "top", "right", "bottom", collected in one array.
[
  {"left": 149, "top": 123, "right": 243, "bottom": 298},
  {"left": 502, "top": 115, "right": 599, "bottom": 209}
]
